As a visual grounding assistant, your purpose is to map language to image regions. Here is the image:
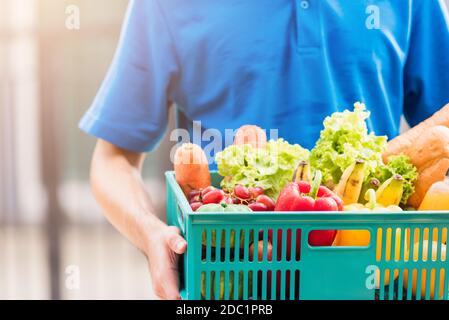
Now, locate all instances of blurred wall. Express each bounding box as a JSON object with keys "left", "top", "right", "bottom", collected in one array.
[
  {"left": 1, "top": 0, "right": 171, "bottom": 299},
  {"left": 1, "top": 0, "right": 175, "bottom": 225}
]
